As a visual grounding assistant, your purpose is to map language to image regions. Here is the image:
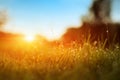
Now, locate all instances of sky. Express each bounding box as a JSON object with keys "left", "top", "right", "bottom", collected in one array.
[{"left": 0, "top": 0, "right": 120, "bottom": 40}]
